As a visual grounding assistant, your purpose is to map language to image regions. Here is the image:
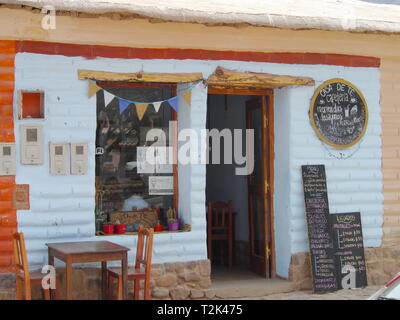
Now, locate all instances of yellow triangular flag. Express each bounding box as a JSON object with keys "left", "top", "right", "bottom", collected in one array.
[
  {"left": 136, "top": 103, "right": 149, "bottom": 121},
  {"left": 182, "top": 91, "right": 192, "bottom": 105},
  {"left": 88, "top": 80, "right": 101, "bottom": 98}
]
